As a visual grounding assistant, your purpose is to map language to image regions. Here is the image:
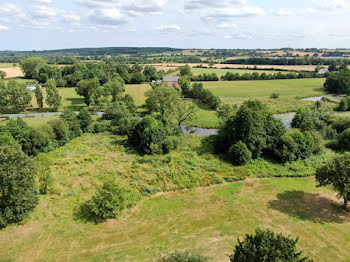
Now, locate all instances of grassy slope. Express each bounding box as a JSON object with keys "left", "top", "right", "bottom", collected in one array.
[{"left": 0, "top": 133, "right": 347, "bottom": 261}]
